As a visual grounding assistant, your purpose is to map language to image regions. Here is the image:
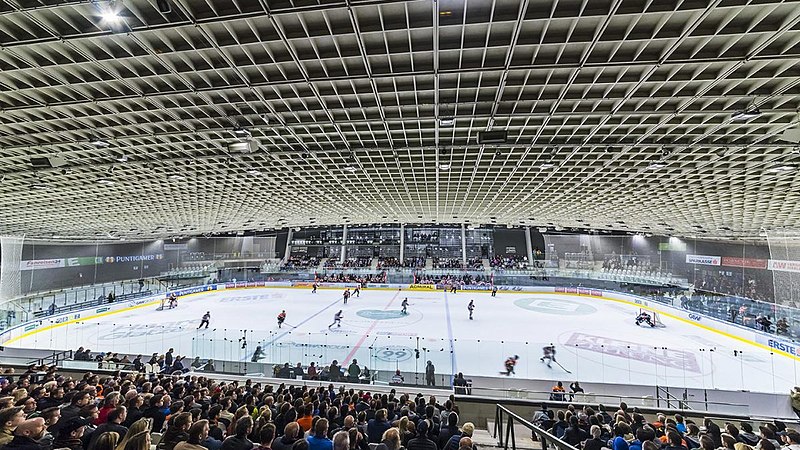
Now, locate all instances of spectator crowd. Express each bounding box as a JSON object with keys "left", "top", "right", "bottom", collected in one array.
[{"left": 0, "top": 365, "right": 479, "bottom": 450}]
